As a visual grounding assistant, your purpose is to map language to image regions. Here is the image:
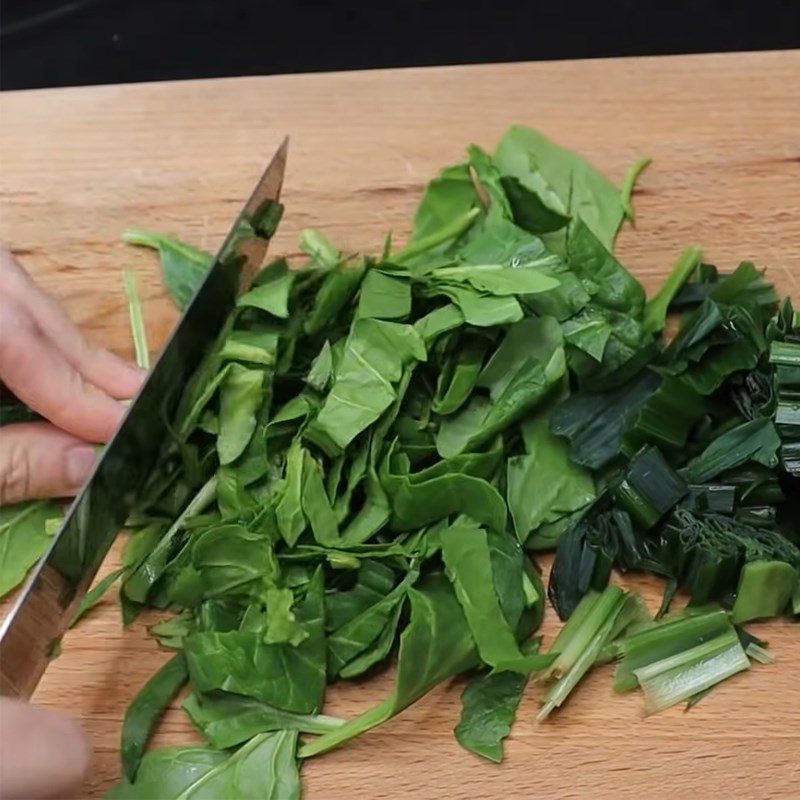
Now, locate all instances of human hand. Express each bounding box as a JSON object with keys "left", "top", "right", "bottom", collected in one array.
[
  {"left": 0, "top": 249, "right": 143, "bottom": 503},
  {"left": 0, "top": 698, "right": 90, "bottom": 800},
  {"left": 0, "top": 250, "right": 143, "bottom": 797}
]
